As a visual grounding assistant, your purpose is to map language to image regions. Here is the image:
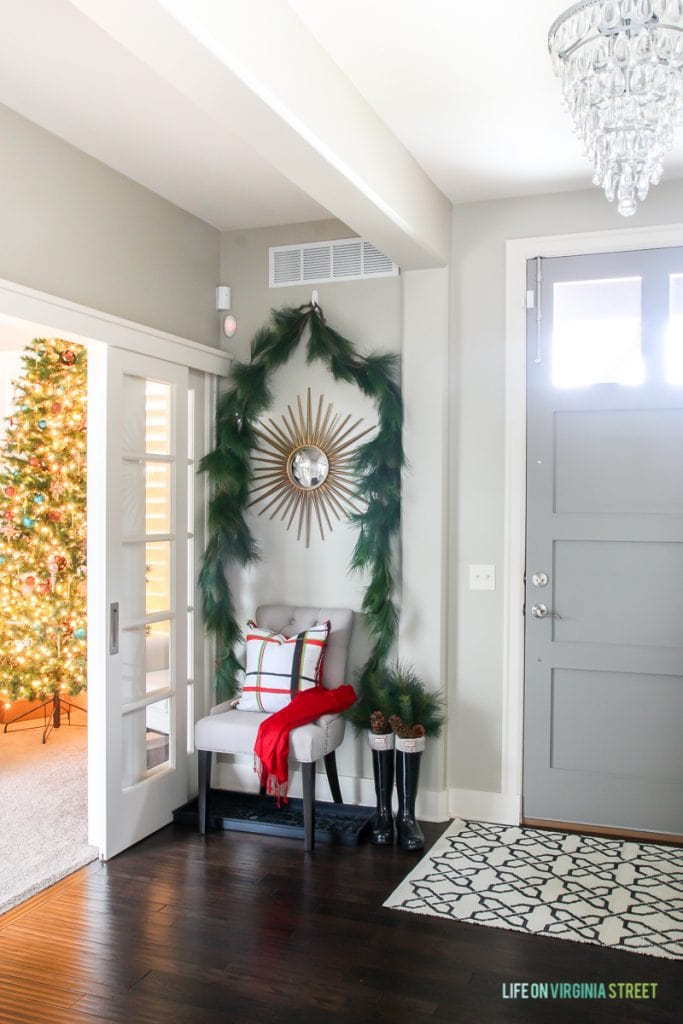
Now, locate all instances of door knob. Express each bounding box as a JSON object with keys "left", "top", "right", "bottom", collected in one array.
[{"left": 531, "top": 603, "right": 561, "bottom": 619}]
